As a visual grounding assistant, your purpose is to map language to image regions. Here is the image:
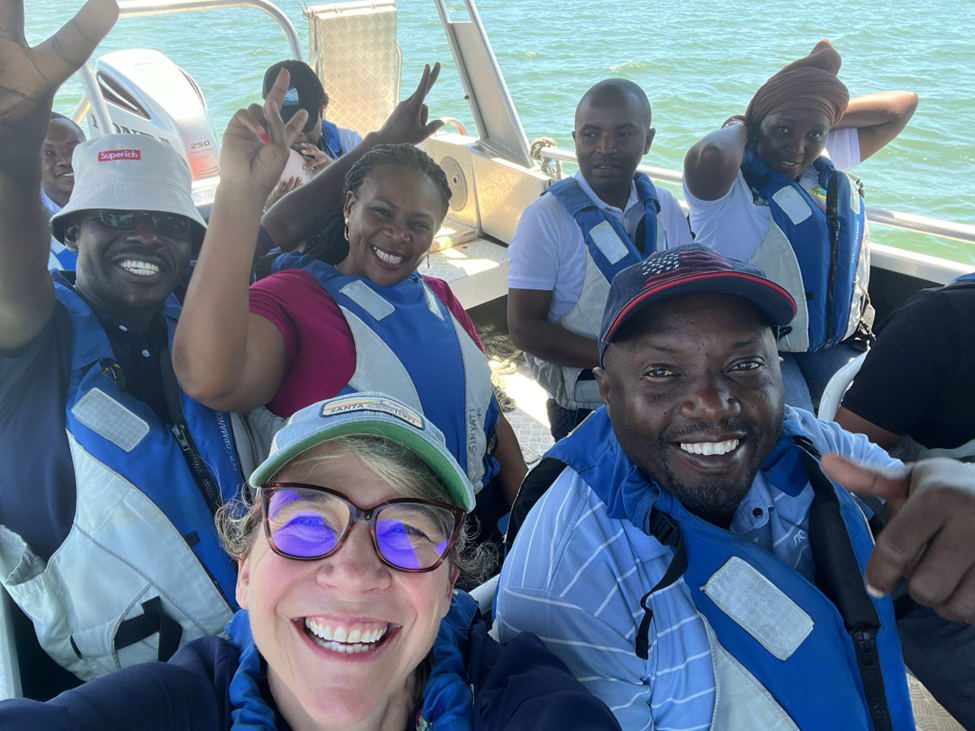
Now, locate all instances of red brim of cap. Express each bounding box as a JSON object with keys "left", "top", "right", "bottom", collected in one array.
[{"left": 603, "top": 271, "right": 798, "bottom": 345}]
